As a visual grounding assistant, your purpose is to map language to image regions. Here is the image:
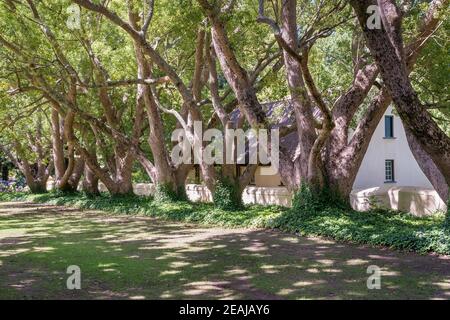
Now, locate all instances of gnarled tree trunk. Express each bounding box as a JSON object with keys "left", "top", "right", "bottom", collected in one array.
[
  {"left": 350, "top": 0, "right": 450, "bottom": 192},
  {"left": 50, "top": 109, "right": 84, "bottom": 192}
]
